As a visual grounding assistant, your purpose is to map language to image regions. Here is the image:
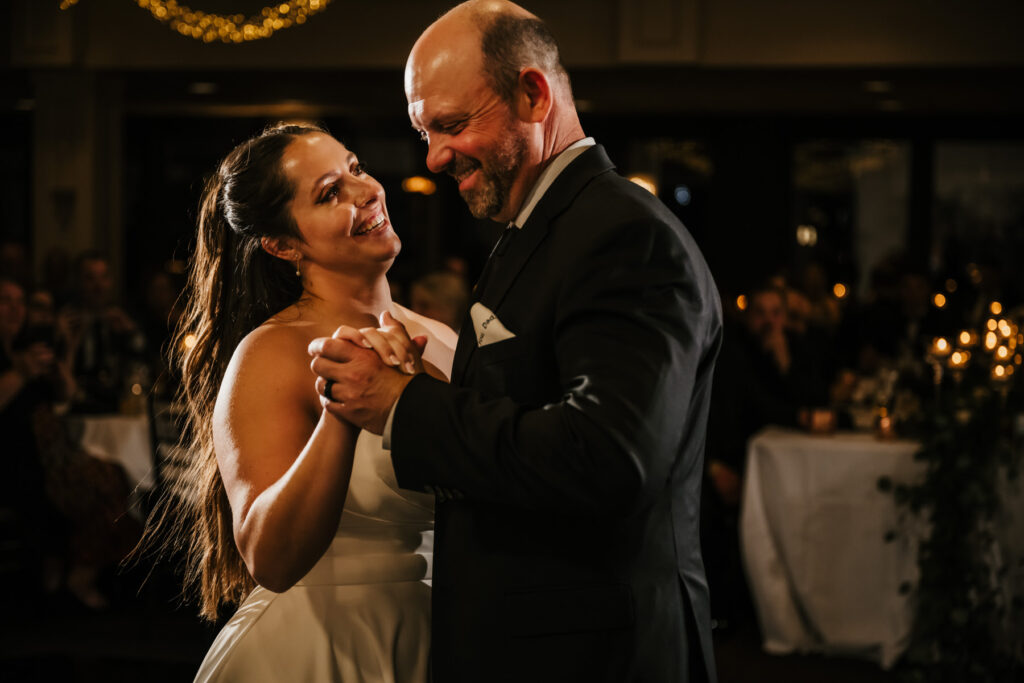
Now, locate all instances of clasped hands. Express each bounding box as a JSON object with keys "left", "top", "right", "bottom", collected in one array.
[{"left": 308, "top": 311, "right": 427, "bottom": 434}]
